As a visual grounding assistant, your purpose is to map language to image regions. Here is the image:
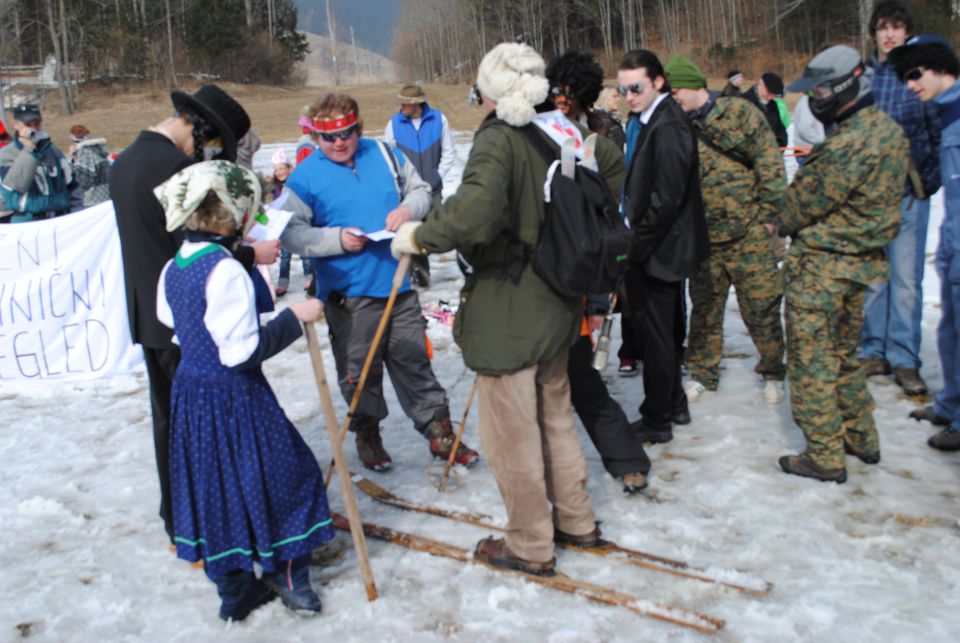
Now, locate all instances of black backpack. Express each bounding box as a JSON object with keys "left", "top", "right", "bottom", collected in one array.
[{"left": 515, "top": 125, "right": 632, "bottom": 298}]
